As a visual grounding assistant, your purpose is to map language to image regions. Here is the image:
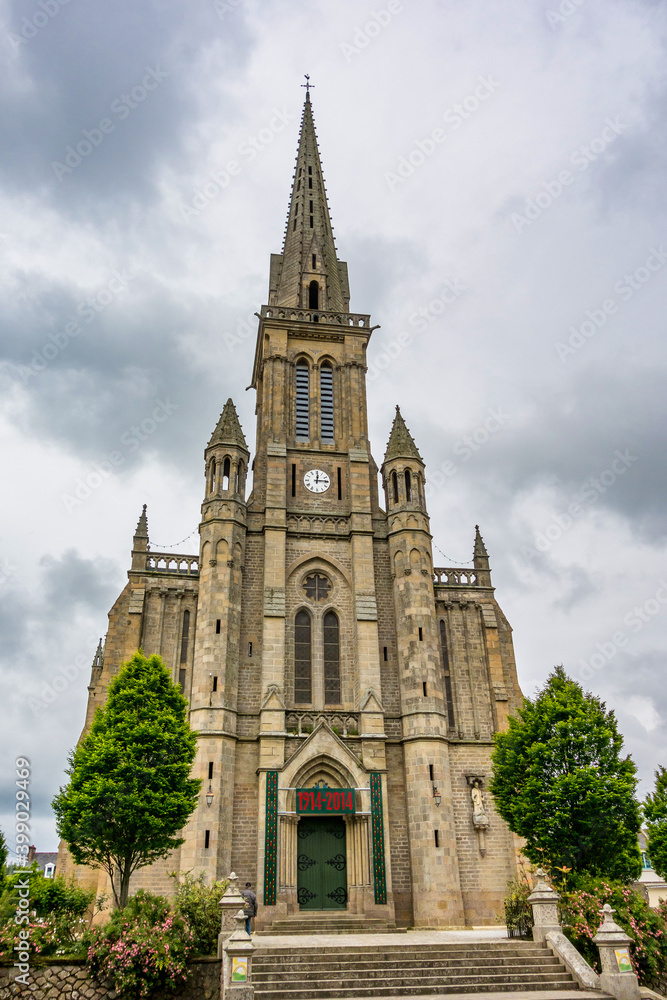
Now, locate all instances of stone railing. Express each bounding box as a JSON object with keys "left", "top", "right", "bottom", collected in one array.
[
  {"left": 285, "top": 711, "right": 359, "bottom": 737},
  {"left": 433, "top": 567, "right": 480, "bottom": 586},
  {"left": 145, "top": 552, "right": 199, "bottom": 576},
  {"left": 260, "top": 304, "right": 372, "bottom": 328}
]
